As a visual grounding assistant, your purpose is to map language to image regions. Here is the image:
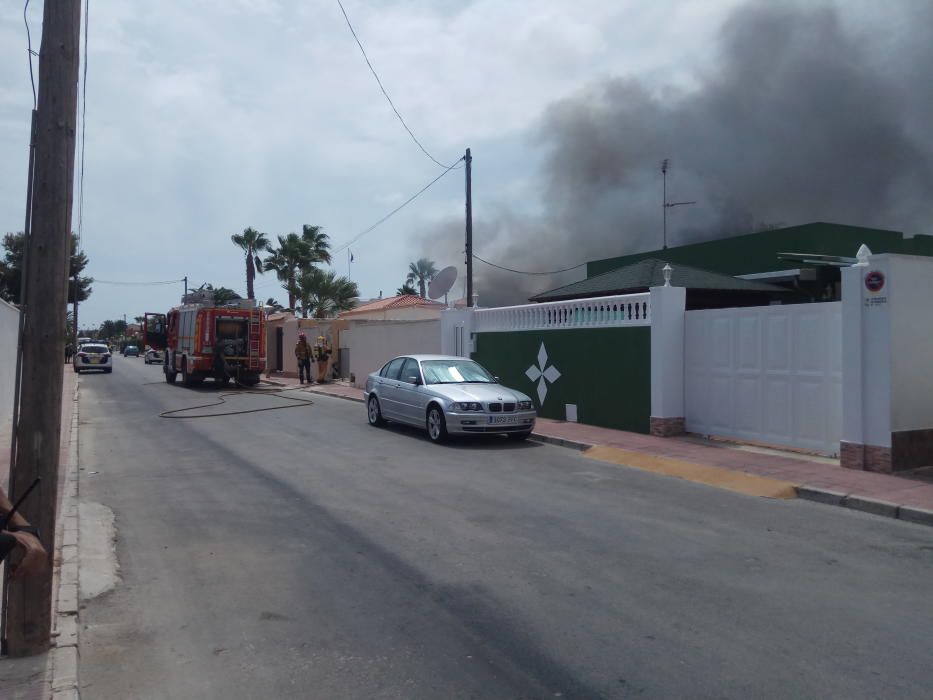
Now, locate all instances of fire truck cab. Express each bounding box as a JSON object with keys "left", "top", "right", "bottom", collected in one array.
[{"left": 144, "top": 292, "right": 265, "bottom": 388}]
